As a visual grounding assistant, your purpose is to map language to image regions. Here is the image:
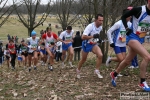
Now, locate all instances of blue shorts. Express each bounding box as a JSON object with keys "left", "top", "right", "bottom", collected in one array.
[
  {"left": 62, "top": 43, "right": 72, "bottom": 51},
  {"left": 82, "top": 41, "right": 96, "bottom": 53},
  {"left": 126, "top": 33, "right": 145, "bottom": 44},
  {"left": 18, "top": 57, "right": 22, "bottom": 61},
  {"left": 40, "top": 49, "right": 47, "bottom": 54},
  {"left": 50, "top": 47, "right": 56, "bottom": 54},
  {"left": 114, "top": 46, "right": 126, "bottom": 54}
]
